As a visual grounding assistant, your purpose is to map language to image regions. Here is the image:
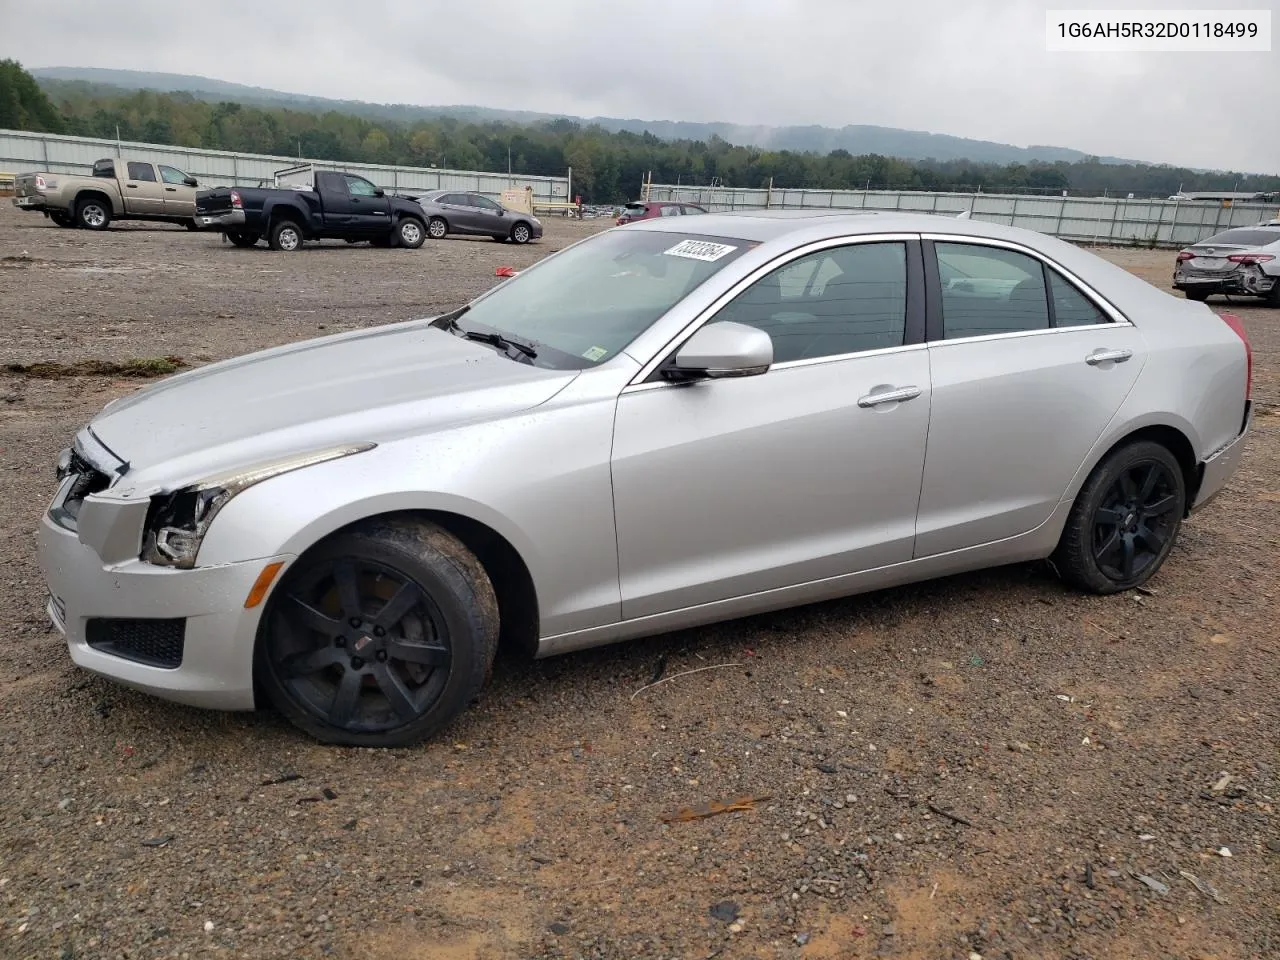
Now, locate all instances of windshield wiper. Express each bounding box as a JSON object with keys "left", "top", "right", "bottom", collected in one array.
[{"left": 461, "top": 328, "right": 539, "bottom": 361}]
